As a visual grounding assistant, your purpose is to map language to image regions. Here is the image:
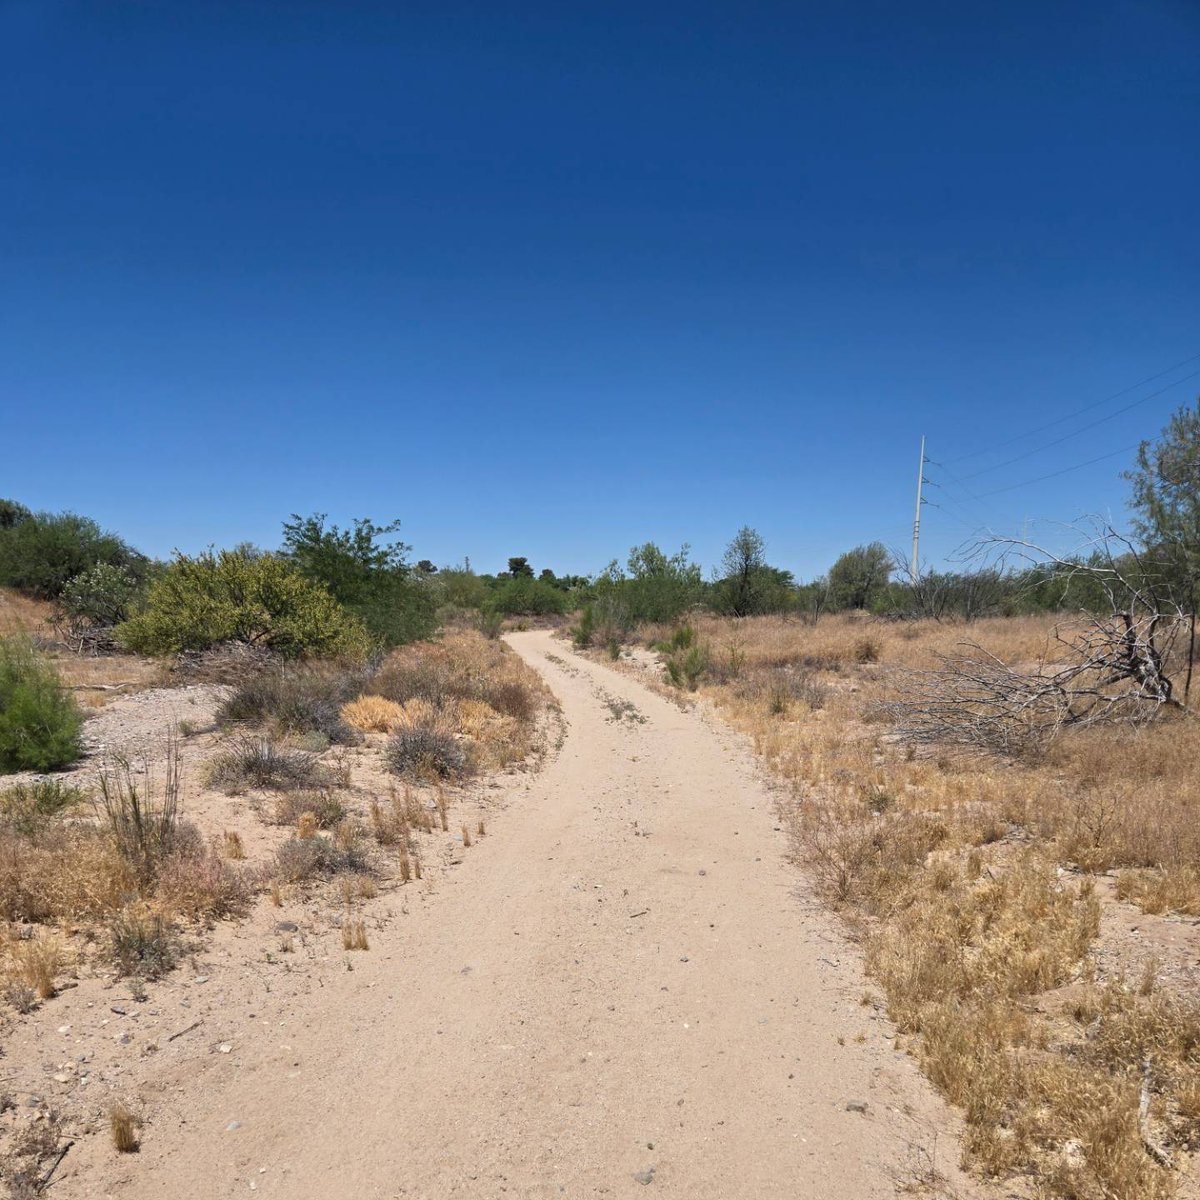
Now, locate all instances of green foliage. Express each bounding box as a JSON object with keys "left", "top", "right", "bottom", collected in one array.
[
  {"left": 828, "top": 542, "right": 892, "bottom": 610},
  {"left": 117, "top": 549, "right": 370, "bottom": 659},
  {"left": 1125, "top": 399, "right": 1200, "bottom": 608},
  {"left": 1, "top": 779, "right": 87, "bottom": 835},
  {"left": 507, "top": 556, "right": 535, "bottom": 579},
  {"left": 0, "top": 638, "right": 82, "bottom": 774},
  {"left": 0, "top": 508, "right": 141, "bottom": 599},
  {"left": 485, "top": 576, "right": 568, "bottom": 616},
  {"left": 711, "top": 527, "right": 796, "bottom": 616},
  {"left": 571, "top": 603, "right": 597, "bottom": 648},
  {"left": 664, "top": 642, "right": 709, "bottom": 690},
  {"left": 435, "top": 564, "right": 490, "bottom": 612},
  {"left": 281, "top": 513, "right": 438, "bottom": 647},
  {"left": 57, "top": 562, "right": 141, "bottom": 630}
]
